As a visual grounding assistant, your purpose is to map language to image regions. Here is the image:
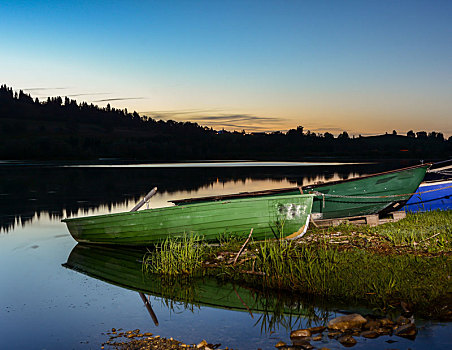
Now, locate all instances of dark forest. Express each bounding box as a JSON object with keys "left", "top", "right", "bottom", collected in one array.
[{"left": 1, "top": 85, "right": 451, "bottom": 161}]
